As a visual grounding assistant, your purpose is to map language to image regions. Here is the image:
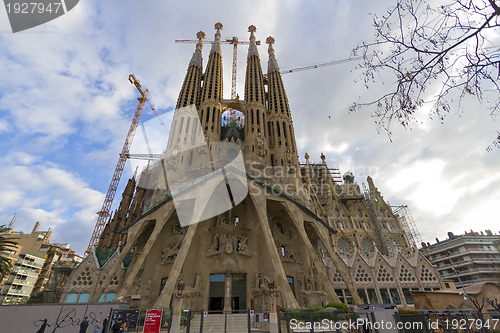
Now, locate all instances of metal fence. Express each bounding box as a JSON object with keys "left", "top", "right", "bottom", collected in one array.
[
  {"left": 278, "top": 308, "right": 497, "bottom": 333},
  {"left": 182, "top": 309, "right": 275, "bottom": 333},
  {"left": 134, "top": 307, "right": 499, "bottom": 333}
]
